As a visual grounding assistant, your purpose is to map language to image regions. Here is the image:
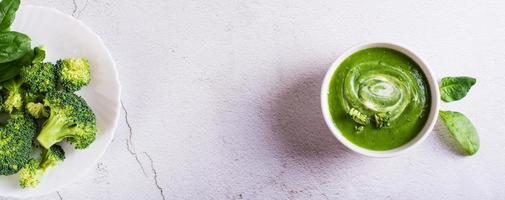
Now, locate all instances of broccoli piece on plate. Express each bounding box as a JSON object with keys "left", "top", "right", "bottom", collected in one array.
[
  {"left": 40, "top": 145, "right": 65, "bottom": 169},
  {"left": 31, "top": 46, "right": 46, "bottom": 64},
  {"left": 37, "top": 91, "right": 96, "bottom": 149},
  {"left": 0, "top": 111, "right": 36, "bottom": 175},
  {"left": 26, "top": 102, "right": 48, "bottom": 119},
  {"left": 2, "top": 78, "right": 24, "bottom": 113},
  {"left": 20, "top": 62, "right": 56, "bottom": 93},
  {"left": 18, "top": 159, "right": 40, "bottom": 188},
  {"left": 55, "top": 58, "right": 91, "bottom": 92},
  {"left": 19, "top": 145, "right": 65, "bottom": 188},
  {"left": 19, "top": 46, "right": 54, "bottom": 94},
  {"left": 24, "top": 91, "right": 43, "bottom": 104}
]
